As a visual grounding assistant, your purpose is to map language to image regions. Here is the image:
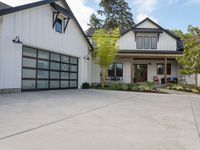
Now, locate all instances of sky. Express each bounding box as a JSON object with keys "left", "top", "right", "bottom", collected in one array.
[{"left": 1, "top": 0, "right": 200, "bottom": 32}]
